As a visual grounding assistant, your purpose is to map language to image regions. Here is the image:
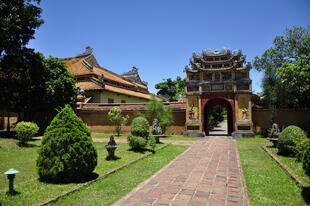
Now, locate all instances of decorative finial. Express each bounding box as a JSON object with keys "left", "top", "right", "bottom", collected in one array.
[{"left": 85, "top": 46, "right": 93, "bottom": 54}]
